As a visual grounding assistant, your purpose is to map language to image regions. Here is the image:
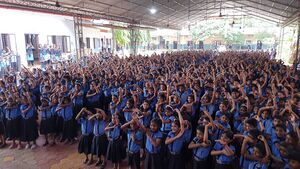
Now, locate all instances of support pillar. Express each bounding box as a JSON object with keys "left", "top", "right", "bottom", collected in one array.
[
  {"left": 130, "top": 27, "right": 138, "bottom": 55},
  {"left": 294, "top": 18, "right": 300, "bottom": 71},
  {"left": 74, "top": 16, "right": 84, "bottom": 60}
]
